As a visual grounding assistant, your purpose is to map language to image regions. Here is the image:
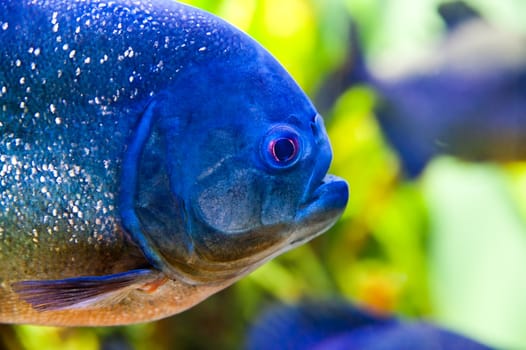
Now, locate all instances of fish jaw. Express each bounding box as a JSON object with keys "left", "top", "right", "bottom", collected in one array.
[
  {"left": 148, "top": 174, "right": 348, "bottom": 286},
  {"left": 292, "top": 175, "right": 349, "bottom": 246},
  {"left": 227, "top": 174, "right": 348, "bottom": 280}
]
